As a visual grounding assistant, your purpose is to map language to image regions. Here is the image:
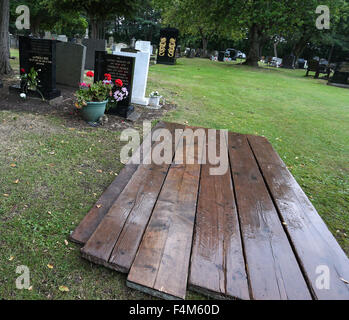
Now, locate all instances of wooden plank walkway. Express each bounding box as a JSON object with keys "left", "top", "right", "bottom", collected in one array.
[{"left": 72, "top": 122, "right": 349, "bottom": 300}]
